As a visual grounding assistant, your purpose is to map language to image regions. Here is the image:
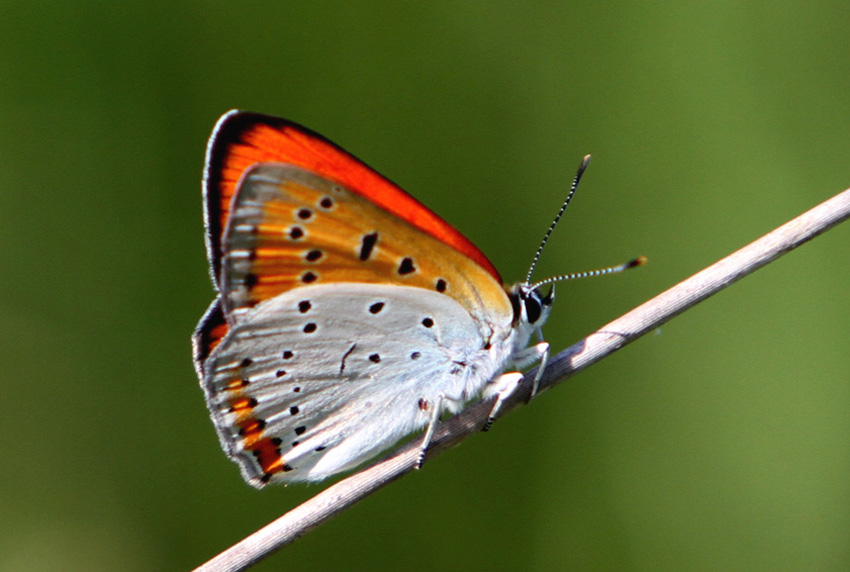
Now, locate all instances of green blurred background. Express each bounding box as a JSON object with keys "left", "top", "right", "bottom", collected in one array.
[{"left": 2, "top": 2, "right": 849, "bottom": 571}]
